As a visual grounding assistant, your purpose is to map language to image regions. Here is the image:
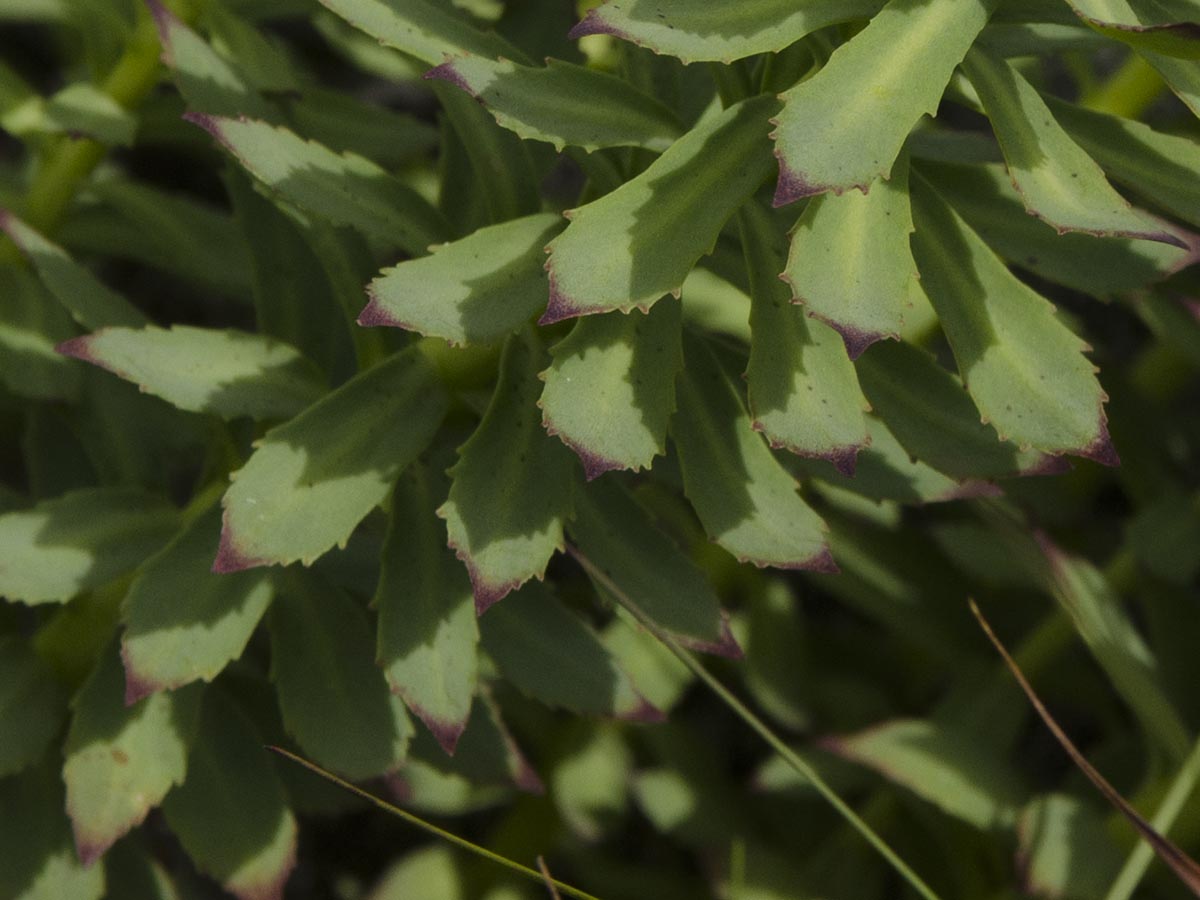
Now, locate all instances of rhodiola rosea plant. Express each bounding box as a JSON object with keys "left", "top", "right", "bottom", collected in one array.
[{"left": 2, "top": 0, "right": 1200, "bottom": 897}]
